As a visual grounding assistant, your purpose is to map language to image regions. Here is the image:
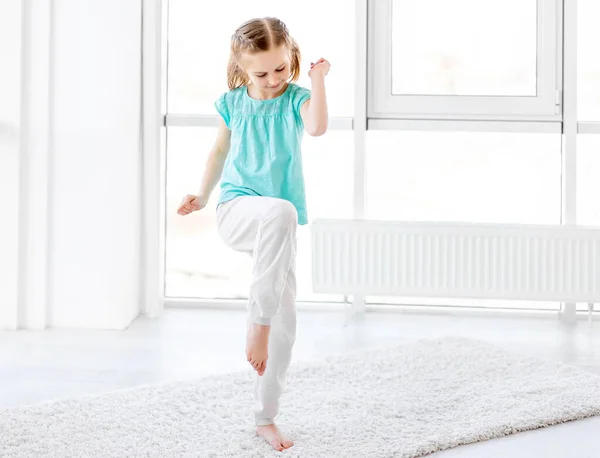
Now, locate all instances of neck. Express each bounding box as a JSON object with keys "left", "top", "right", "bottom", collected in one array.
[{"left": 247, "top": 82, "right": 288, "bottom": 100}]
